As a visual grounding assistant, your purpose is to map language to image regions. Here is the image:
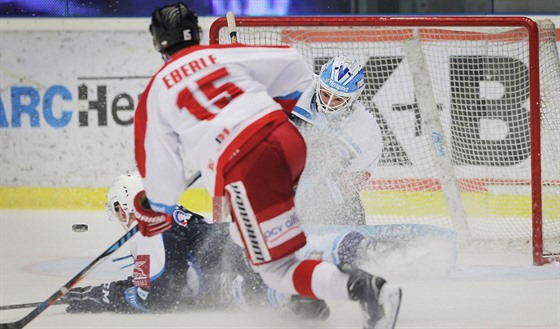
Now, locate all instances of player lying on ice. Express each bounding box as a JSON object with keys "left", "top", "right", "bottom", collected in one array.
[
  {"left": 61, "top": 171, "right": 394, "bottom": 319},
  {"left": 129, "top": 2, "right": 402, "bottom": 328}
]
